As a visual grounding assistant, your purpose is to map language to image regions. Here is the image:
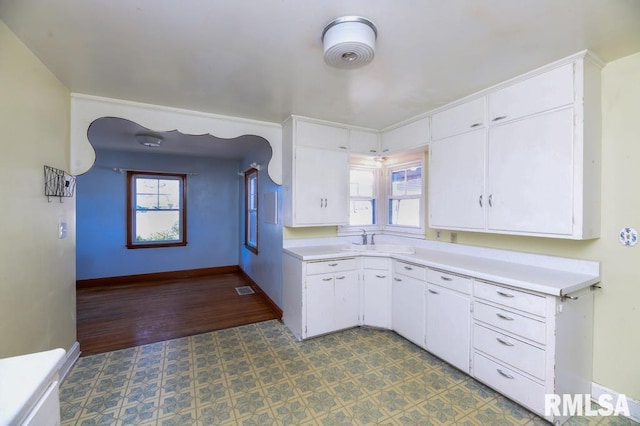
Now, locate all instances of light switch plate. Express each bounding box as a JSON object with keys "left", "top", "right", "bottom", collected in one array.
[{"left": 59, "top": 221, "right": 68, "bottom": 239}]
